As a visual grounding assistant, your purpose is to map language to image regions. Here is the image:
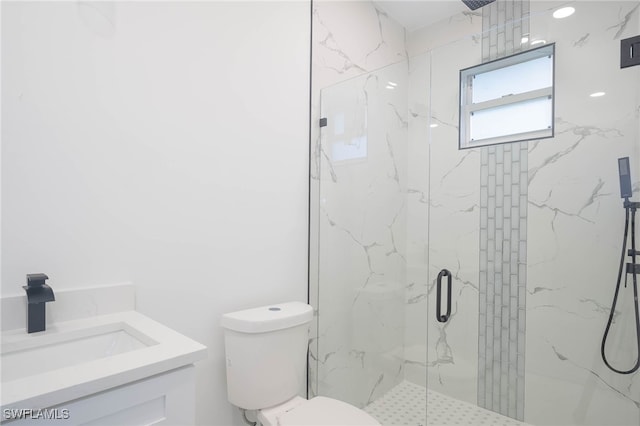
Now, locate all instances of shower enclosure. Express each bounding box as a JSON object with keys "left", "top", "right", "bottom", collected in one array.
[{"left": 310, "top": 1, "right": 640, "bottom": 425}]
